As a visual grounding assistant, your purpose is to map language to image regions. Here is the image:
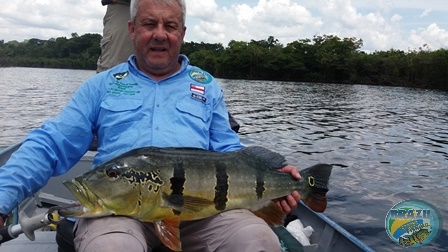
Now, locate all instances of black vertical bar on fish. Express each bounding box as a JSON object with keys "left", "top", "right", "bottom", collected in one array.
[
  {"left": 214, "top": 162, "right": 229, "bottom": 211},
  {"left": 170, "top": 161, "right": 186, "bottom": 215},
  {"left": 255, "top": 169, "right": 265, "bottom": 200}
]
